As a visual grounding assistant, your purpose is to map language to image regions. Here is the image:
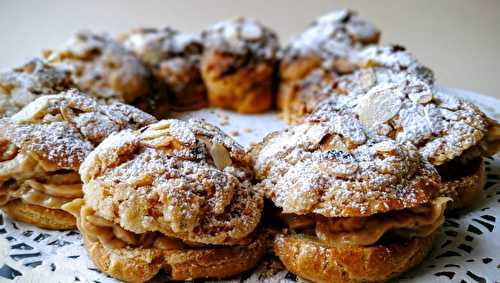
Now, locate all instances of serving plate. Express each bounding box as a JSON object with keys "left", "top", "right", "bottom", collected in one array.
[{"left": 0, "top": 86, "right": 499, "bottom": 282}]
